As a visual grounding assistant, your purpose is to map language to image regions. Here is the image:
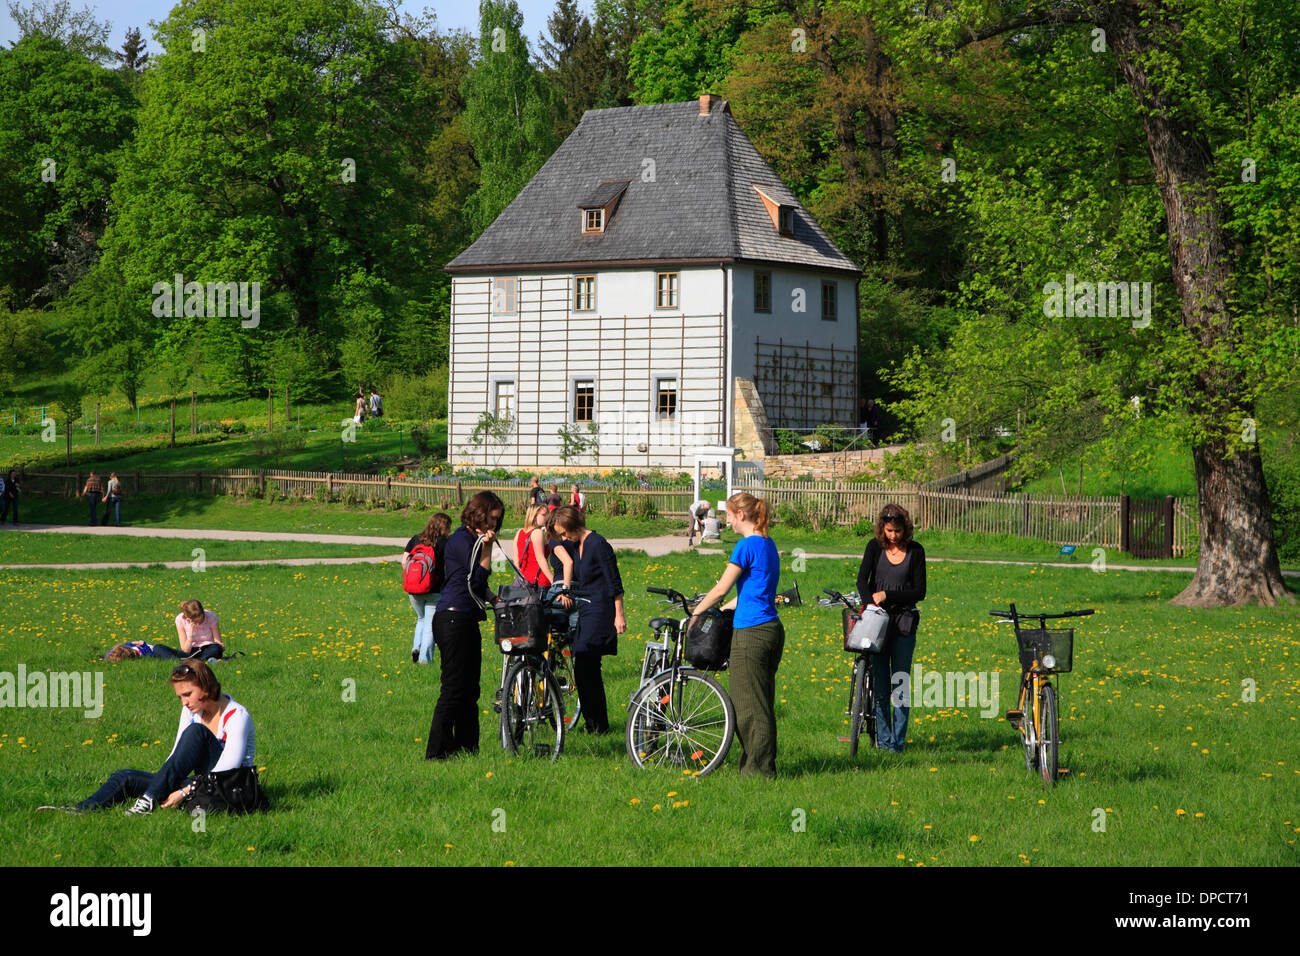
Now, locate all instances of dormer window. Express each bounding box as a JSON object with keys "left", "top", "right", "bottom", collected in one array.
[
  {"left": 578, "top": 180, "right": 629, "bottom": 235},
  {"left": 753, "top": 184, "right": 796, "bottom": 237}
]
